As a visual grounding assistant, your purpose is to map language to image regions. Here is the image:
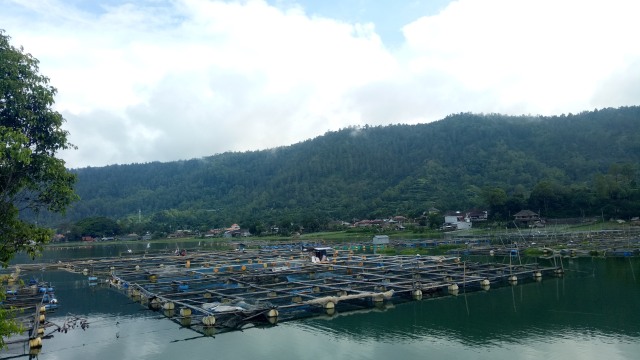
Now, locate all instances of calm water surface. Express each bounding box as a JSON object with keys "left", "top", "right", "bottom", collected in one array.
[{"left": 3, "top": 247, "right": 640, "bottom": 360}]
